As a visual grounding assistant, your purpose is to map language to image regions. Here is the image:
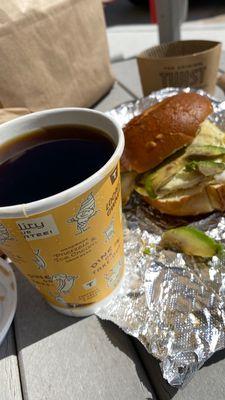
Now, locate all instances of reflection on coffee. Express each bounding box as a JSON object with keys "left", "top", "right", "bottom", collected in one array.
[{"left": 0, "top": 125, "right": 115, "bottom": 206}]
